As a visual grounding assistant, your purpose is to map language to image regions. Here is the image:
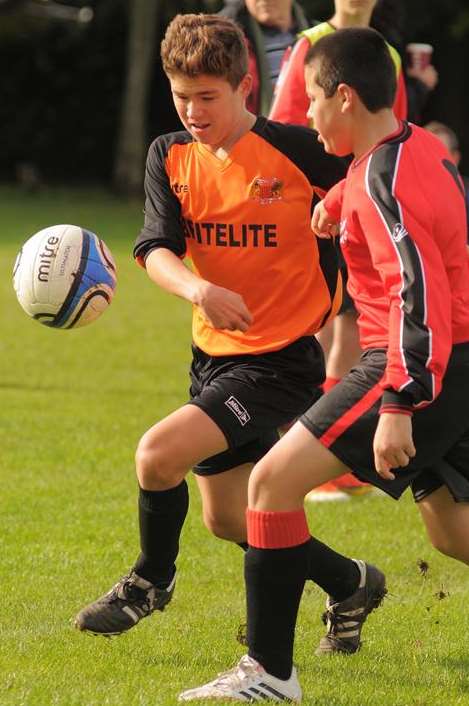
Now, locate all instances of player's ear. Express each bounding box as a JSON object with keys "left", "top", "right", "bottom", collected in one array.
[
  {"left": 337, "top": 83, "right": 353, "bottom": 113},
  {"left": 239, "top": 73, "right": 253, "bottom": 97}
]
